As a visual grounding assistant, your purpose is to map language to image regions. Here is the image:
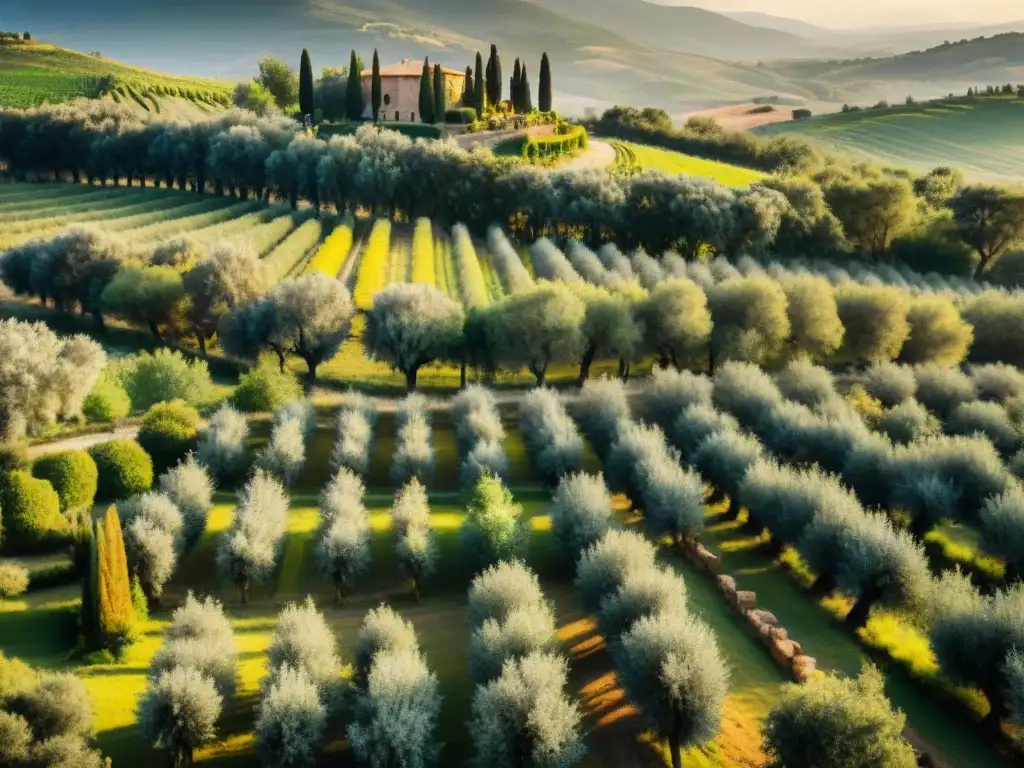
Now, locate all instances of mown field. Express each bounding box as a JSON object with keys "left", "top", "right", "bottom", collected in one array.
[
  {"left": 755, "top": 98, "right": 1024, "bottom": 181},
  {"left": 0, "top": 42, "right": 231, "bottom": 110},
  {"left": 0, "top": 405, "right": 1011, "bottom": 768},
  {"left": 610, "top": 141, "right": 766, "bottom": 187}
]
